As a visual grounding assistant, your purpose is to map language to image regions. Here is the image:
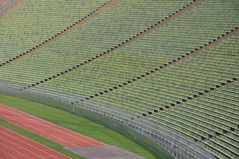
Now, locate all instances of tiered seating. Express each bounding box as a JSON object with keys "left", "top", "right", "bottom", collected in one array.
[
  {"left": 200, "top": 131, "right": 239, "bottom": 159},
  {"left": 0, "top": 0, "right": 108, "bottom": 62},
  {"left": 26, "top": 0, "right": 239, "bottom": 98},
  {"left": 92, "top": 35, "right": 238, "bottom": 115},
  {"left": 0, "top": 1, "right": 238, "bottom": 159},
  {"left": 90, "top": 77, "right": 239, "bottom": 159},
  {"left": 149, "top": 82, "right": 239, "bottom": 159},
  {"left": 0, "top": 0, "right": 191, "bottom": 85}
]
